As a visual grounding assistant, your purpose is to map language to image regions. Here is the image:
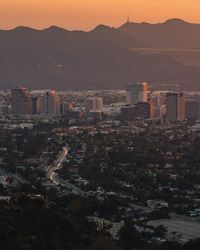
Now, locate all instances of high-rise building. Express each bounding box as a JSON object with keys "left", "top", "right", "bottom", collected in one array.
[
  {"left": 31, "top": 96, "right": 40, "bottom": 115},
  {"left": 154, "top": 105, "right": 166, "bottom": 119},
  {"left": 134, "top": 102, "right": 153, "bottom": 119},
  {"left": 94, "top": 97, "right": 103, "bottom": 112},
  {"left": 40, "top": 90, "right": 60, "bottom": 116},
  {"left": 60, "top": 102, "right": 73, "bottom": 115},
  {"left": 85, "top": 97, "right": 103, "bottom": 117},
  {"left": 178, "top": 92, "right": 185, "bottom": 121},
  {"left": 166, "top": 93, "right": 177, "bottom": 121},
  {"left": 156, "top": 95, "right": 166, "bottom": 107},
  {"left": 121, "top": 106, "right": 135, "bottom": 121},
  {"left": 11, "top": 87, "right": 32, "bottom": 115},
  {"left": 149, "top": 94, "right": 165, "bottom": 107},
  {"left": 121, "top": 102, "right": 153, "bottom": 121},
  {"left": 186, "top": 100, "right": 200, "bottom": 120},
  {"left": 166, "top": 92, "right": 185, "bottom": 122},
  {"left": 126, "top": 82, "right": 148, "bottom": 105},
  {"left": 85, "top": 98, "right": 95, "bottom": 116},
  {"left": 148, "top": 93, "right": 165, "bottom": 119}
]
